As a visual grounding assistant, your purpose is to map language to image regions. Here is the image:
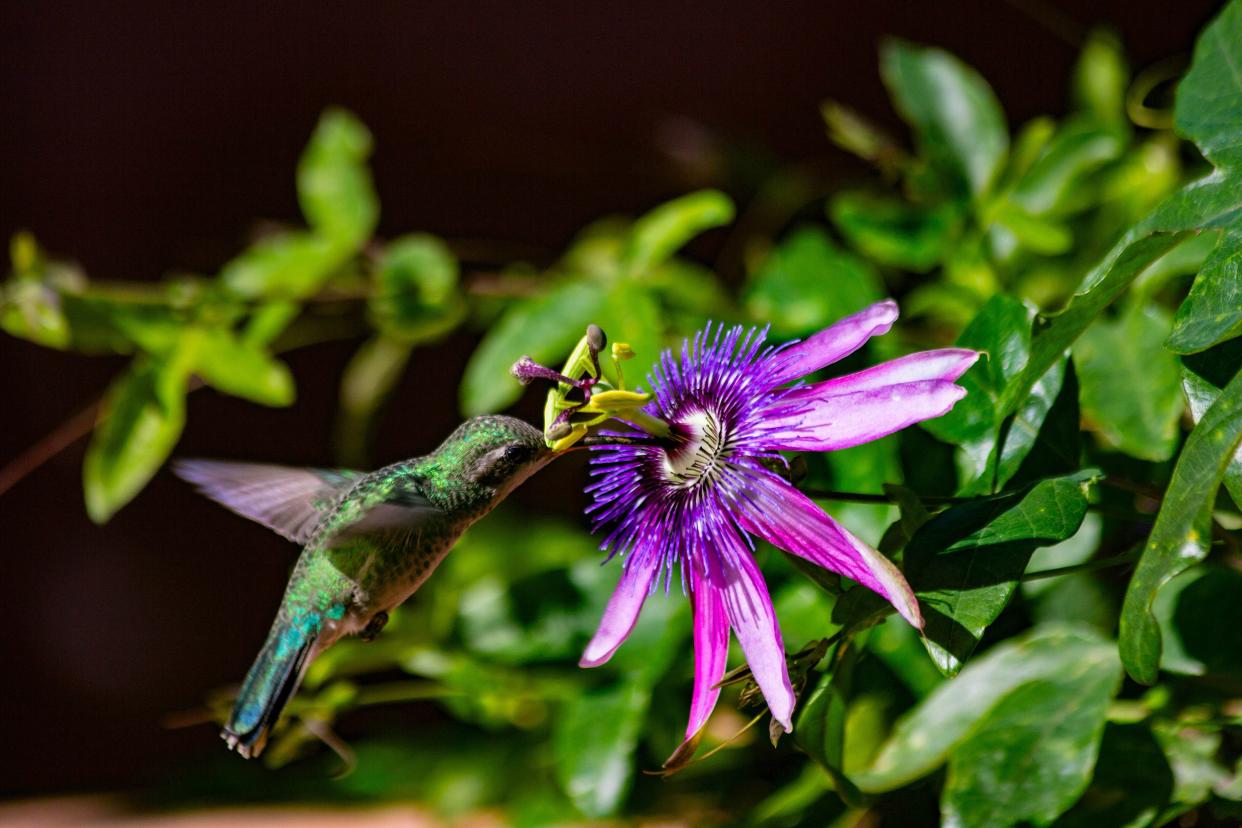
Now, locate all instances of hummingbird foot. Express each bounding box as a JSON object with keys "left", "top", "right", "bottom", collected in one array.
[{"left": 360, "top": 611, "right": 389, "bottom": 642}]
